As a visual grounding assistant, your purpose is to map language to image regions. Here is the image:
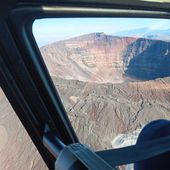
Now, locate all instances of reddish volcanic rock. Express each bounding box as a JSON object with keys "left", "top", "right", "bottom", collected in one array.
[
  {"left": 40, "top": 33, "right": 170, "bottom": 150},
  {"left": 52, "top": 76, "right": 170, "bottom": 150},
  {"left": 40, "top": 33, "right": 170, "bottom": 83},
  {"left": 40, "top": 33, "right": 136, "bottom": 83}
]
